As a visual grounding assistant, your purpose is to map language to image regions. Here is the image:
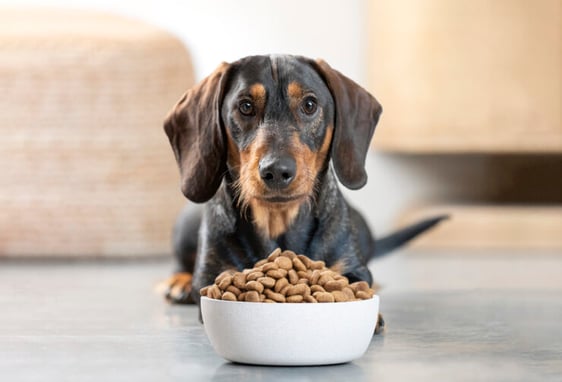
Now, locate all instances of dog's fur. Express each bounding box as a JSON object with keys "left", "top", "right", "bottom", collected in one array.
[{"left": 163, "top": 55, "right": 446, "bottom": 328}]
